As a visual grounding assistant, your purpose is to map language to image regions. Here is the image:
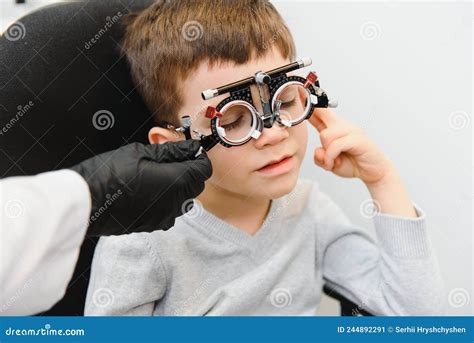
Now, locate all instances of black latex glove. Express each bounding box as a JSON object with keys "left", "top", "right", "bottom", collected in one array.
[{"left": 70, "top": 140, "right": 212, "bottom": 236}]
